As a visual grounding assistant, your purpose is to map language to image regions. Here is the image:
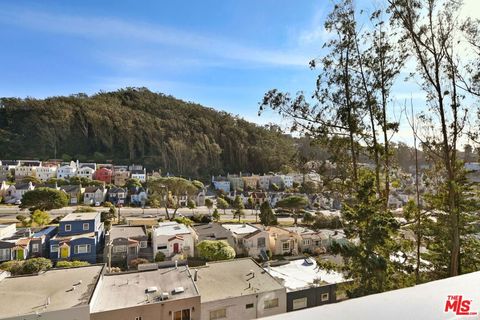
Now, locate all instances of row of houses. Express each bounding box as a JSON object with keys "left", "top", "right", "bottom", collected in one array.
[
  {"left": 0, "top": 181, "right": 148, "bottom": 206},
  {"left": 0, "top": 212, "right": 346, "bottom": 268},
  {"left": 0, "top": 256, "right": 346, "bottom": 320},
  {"left": 0, "top": 160, "right": 147, "bottom": 185},
  {"left": 212, "top": 172, "right": 323, "bottom": 193},
  {"left": 108, "top": 221, "right": 347, "bottom": 267}
]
